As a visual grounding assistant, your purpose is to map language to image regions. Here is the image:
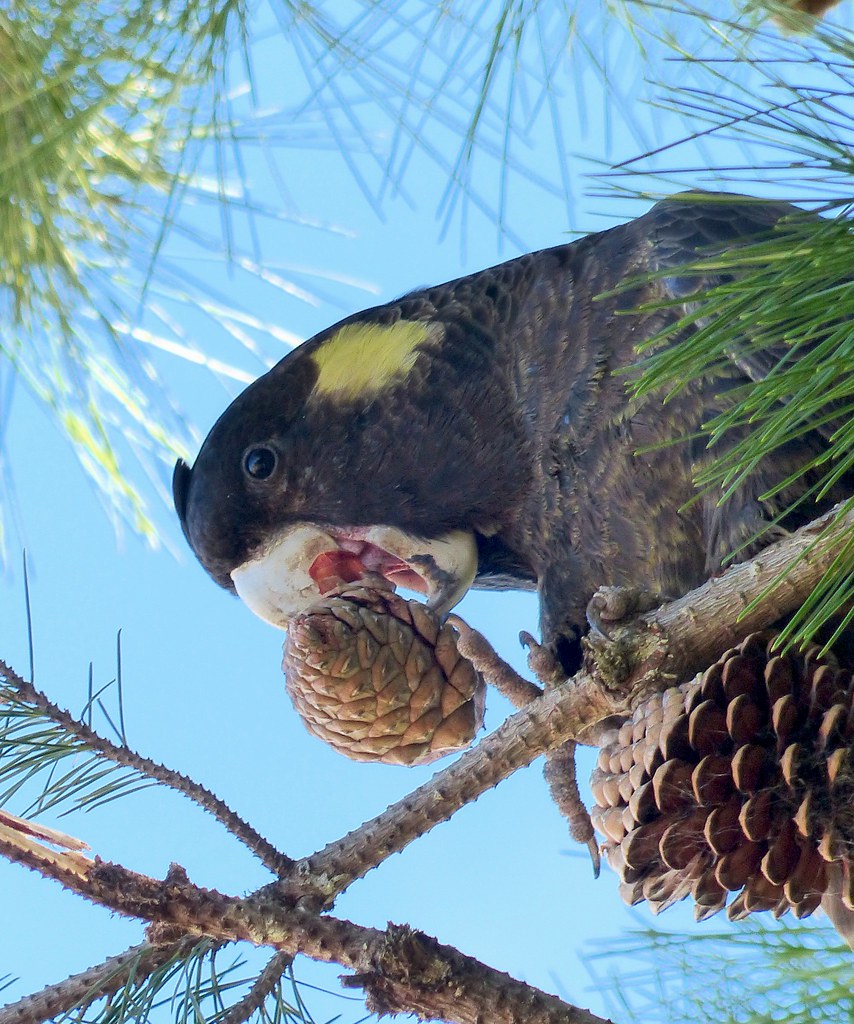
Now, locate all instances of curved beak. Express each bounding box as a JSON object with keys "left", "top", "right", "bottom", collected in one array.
[{"left": 230, "top": 524, "right": 478, "bottom": 629}]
